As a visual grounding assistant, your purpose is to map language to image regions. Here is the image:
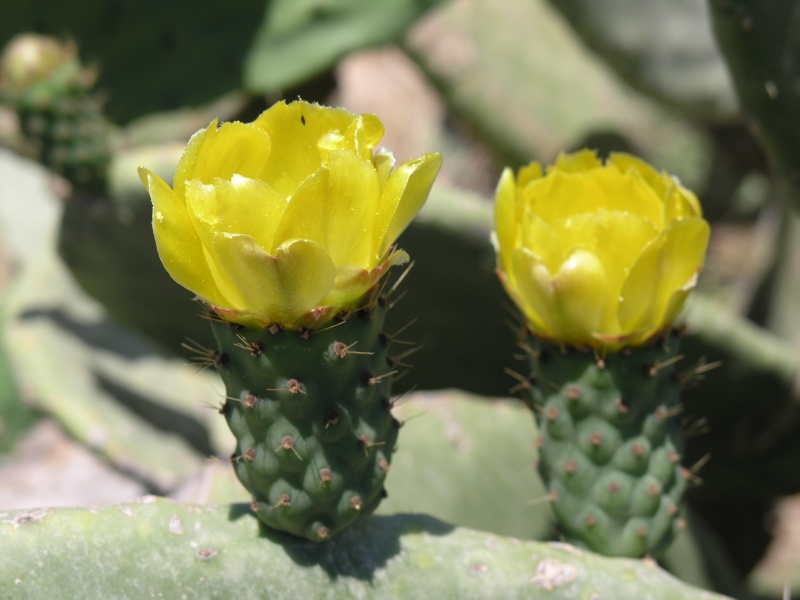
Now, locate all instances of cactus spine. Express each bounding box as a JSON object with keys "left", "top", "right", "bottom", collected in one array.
[
  {"left": 210, "top": 291, "right": 401, "bottom": 541},
  {"left": 526, "top": 331, "right": 687, "bottom": 557}
]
